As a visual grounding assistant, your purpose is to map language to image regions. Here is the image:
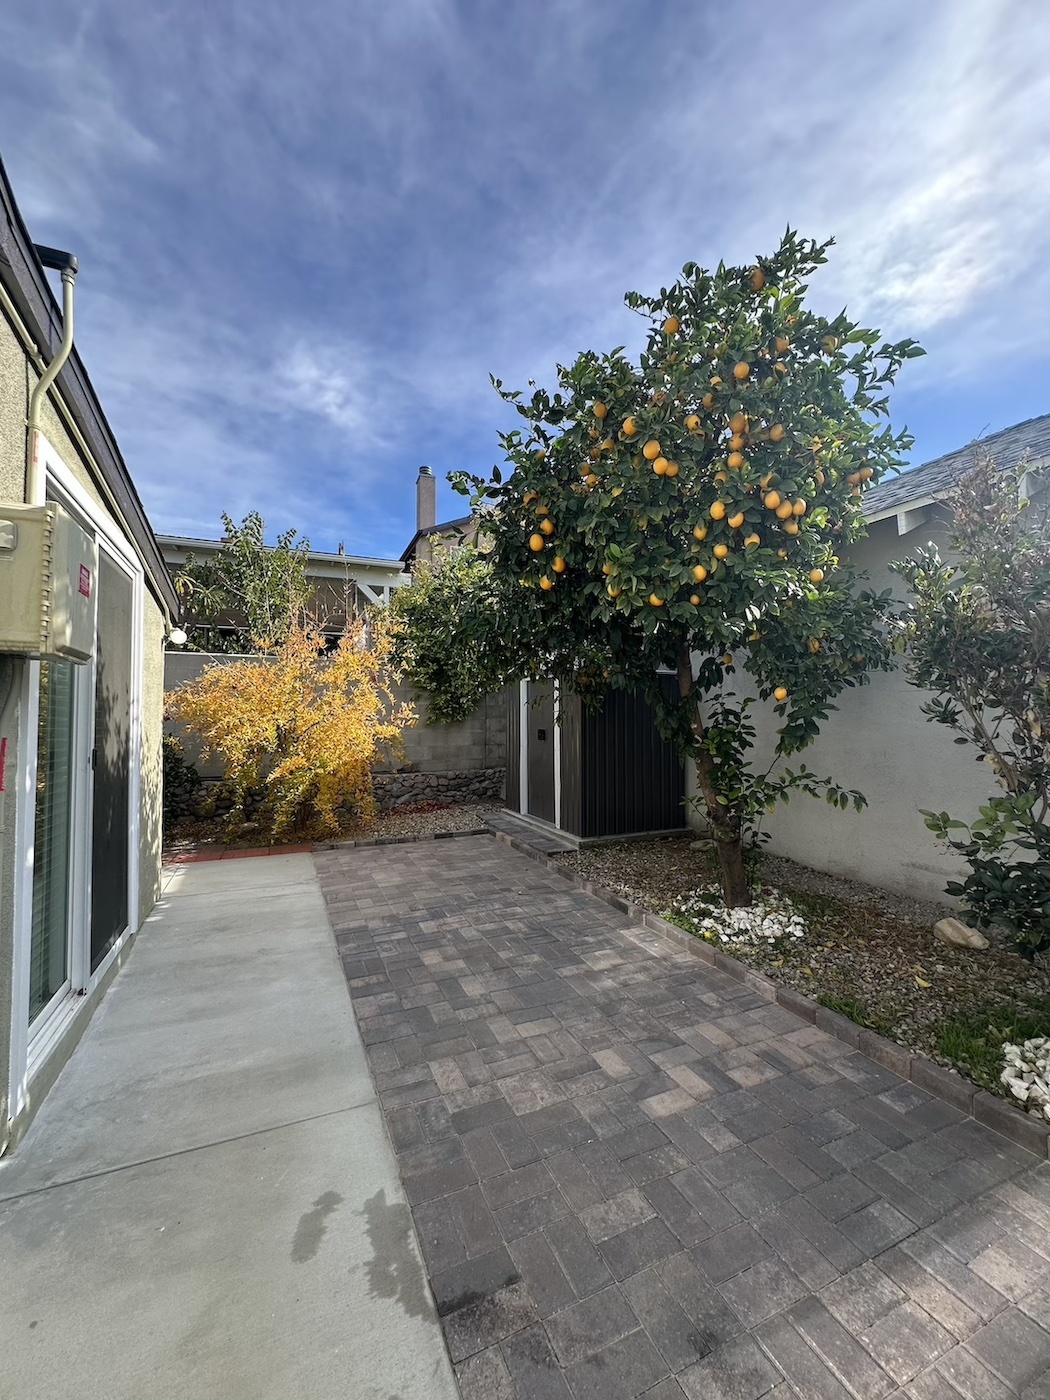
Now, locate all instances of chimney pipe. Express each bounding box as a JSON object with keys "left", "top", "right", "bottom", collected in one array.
[{"left": 416, "top": 465, "right": 436, "bottom": 532}]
